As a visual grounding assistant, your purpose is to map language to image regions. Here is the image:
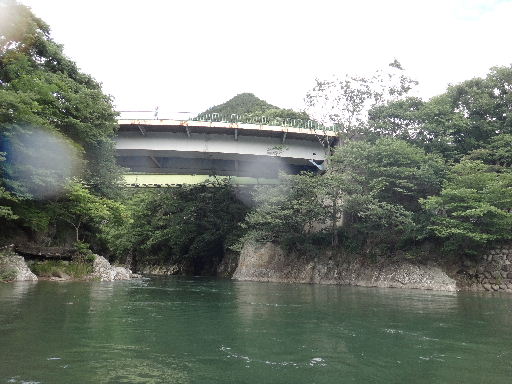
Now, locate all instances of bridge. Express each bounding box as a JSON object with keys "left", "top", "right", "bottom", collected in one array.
[{"left": 116, "top": 116, "right": 337, "bottom": 186}]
